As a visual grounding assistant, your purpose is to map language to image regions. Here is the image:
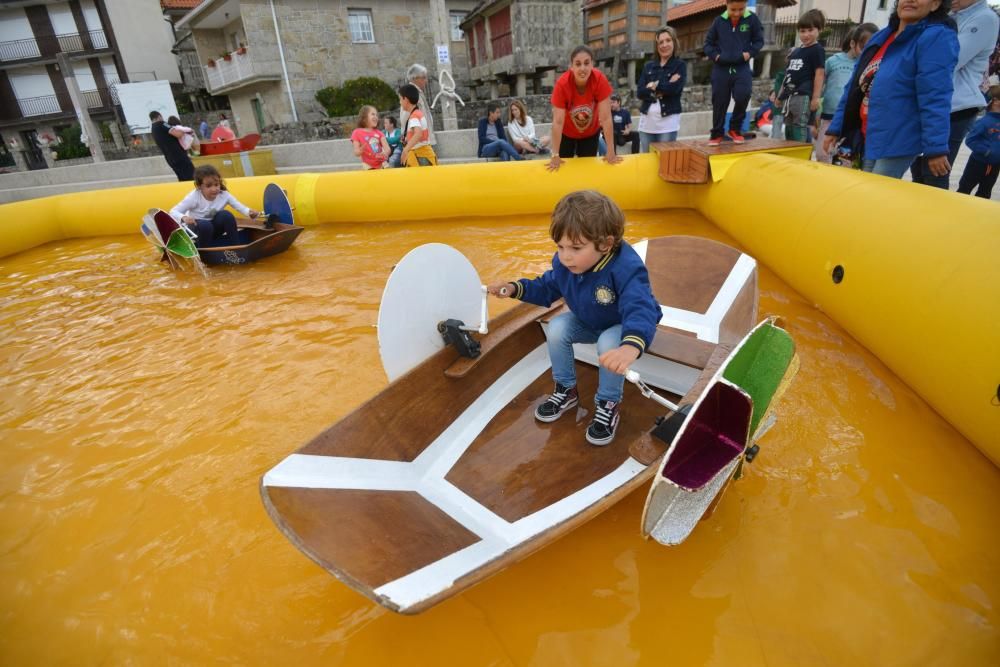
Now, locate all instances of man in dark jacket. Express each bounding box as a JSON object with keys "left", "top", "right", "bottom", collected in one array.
[
  {"left": 704, "top": 1, "right": 764, "bottom": 146},
  {"left": 149, "top": 111, "right": 194, "bottom": 181}
]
